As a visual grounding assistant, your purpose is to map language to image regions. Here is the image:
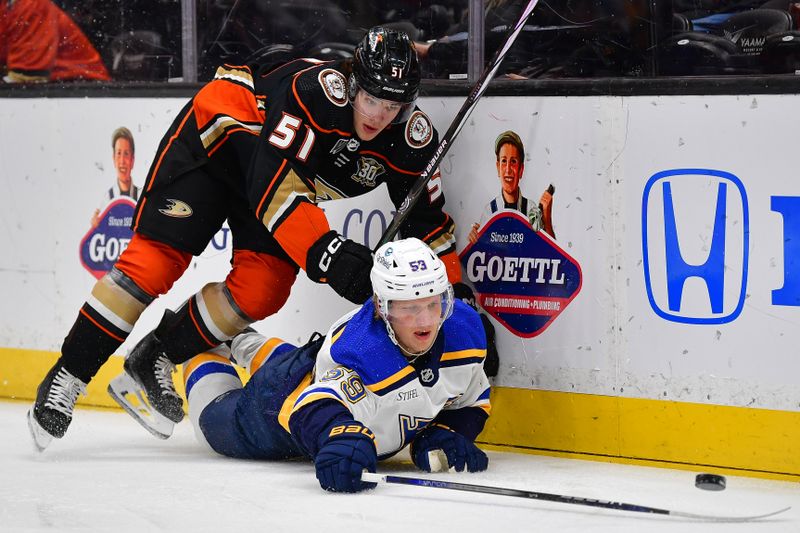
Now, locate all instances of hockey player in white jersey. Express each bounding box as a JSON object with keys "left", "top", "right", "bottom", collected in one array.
[{"left": 182, "top": 237, "right": 491, "bottom": 492}]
